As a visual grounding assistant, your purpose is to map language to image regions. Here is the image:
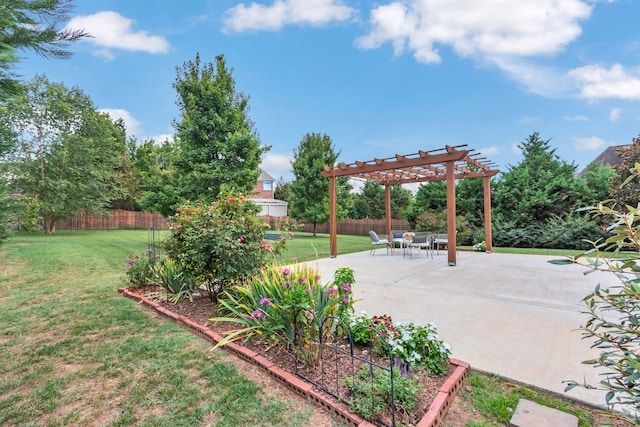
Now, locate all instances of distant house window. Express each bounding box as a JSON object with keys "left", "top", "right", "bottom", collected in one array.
[{"left": 263, "top": 180, "right": 272, "bottom": 191}]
